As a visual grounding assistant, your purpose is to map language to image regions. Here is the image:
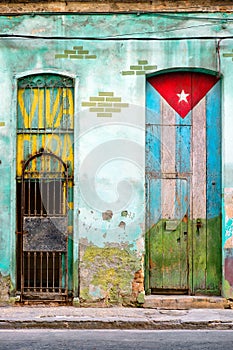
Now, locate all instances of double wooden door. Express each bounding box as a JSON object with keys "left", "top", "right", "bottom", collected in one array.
[{"left": 146, "top": 71, "right": 221, "bottom": 294}]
